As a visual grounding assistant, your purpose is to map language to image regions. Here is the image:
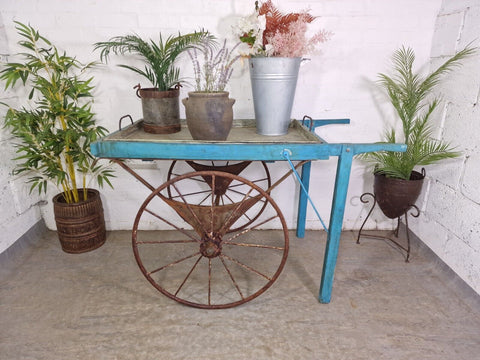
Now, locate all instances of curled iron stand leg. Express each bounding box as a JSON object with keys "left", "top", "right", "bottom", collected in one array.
[
  {"left": 356, "top": 192, "right": 420, "bottom": 262},
  {"left": 356, "top": 193, "right": 376, "bottom": 244}
]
